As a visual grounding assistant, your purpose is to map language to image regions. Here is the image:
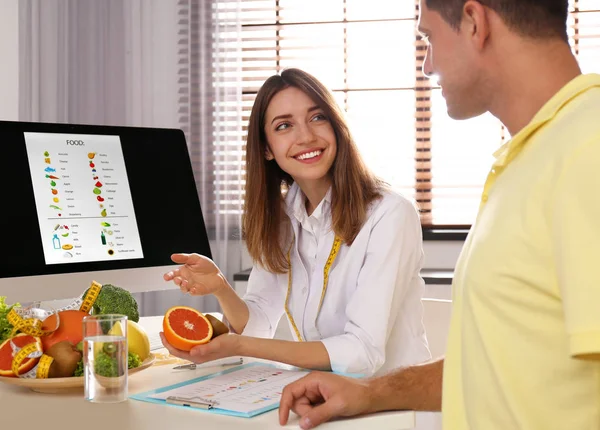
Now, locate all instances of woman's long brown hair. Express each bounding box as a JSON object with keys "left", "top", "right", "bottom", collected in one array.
[{"left": 243, "top": 68, "right": 385, "bottom": 273}]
